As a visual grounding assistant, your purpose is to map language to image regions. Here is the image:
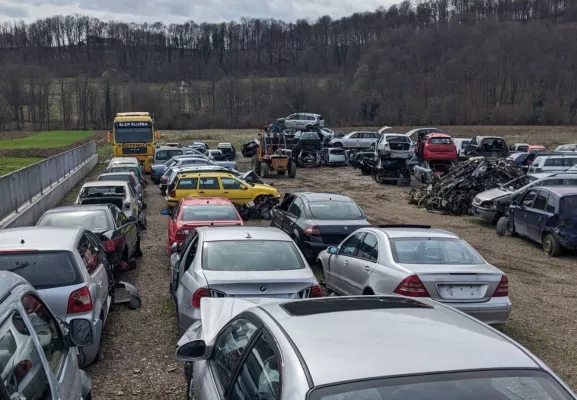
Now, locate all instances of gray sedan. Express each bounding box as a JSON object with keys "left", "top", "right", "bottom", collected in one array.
[
  {"left": 170, "top": 226, "right": 322, "bottom": 336},
  {"left": 317, "top": 224, "right": 512, "bottom": 327},
  {"left": 176, "top": 296, "right": 575, "bottom": 400}
]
